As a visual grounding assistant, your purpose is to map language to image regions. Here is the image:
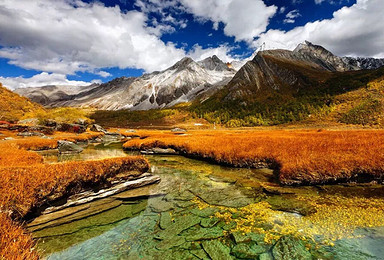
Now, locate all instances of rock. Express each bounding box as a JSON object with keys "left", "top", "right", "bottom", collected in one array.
[
  {"left": 90, "top": 124, "right": 108, "bottom": 133},
  {"left": 18, "top": 118, "right": 39, "bottom": 126},
  {"left": 156, "top": 236, "right": 186, "bottom": 250},
  {"left": 17, "top": 131, "right": 44, "bottom": 137},
  {"left": 231, "top": 242, "right": 266, "bottom": 259},
  {"left": 58, "top": 140, "right": 84, "bottom": 154},
  {"left": 171, "top": 128, "right": 187, "bottom": 132},
  {"left": 190, "top": 249, "right": 210, "bottom": 260},
  {"left": 76, "top": 118, "right": 88, "bottom": 125},
  {"left": 43, "top": 174, "right": 160, "bottom": 214},
  {"left": 200, "top": 217, "right": 219, "bottom": 228},
  {"left": 259, "top": 252, "right": 274, "bottom": 260},
  {"left": 159, "top": 212, "right": 173, "bottom": 230},
  {"left": 272, "top": 236, "right": 312, "bottom": 260},
  {"left": 141, "top": 147, "right": 178, "bottom": 155},
  {"left": 231, "top": 232, "right": 265, "bottom": 245},
  {"left": 155, "top": 215, "right": 201, "bottom": 240},
  {"left": 149, "top": 198, "right": 174, "bottom": 213},
  {"left": 56, "top": 123, "right": 86, "bottom": 133},
  {"left": 190, "top": 207, "right": 218, "bottom": 217},
  {"left": 112, "top": 184, "right": 165, "bottom": 200},
  {"left": 202, "top": 240, "right": 233, "bottom": 260},
  {"left": 183, "top": 227, "right": 225, "bottom": 241},
  {"left": 44, "top": 119, "right": 57, "bottom": 127}
]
